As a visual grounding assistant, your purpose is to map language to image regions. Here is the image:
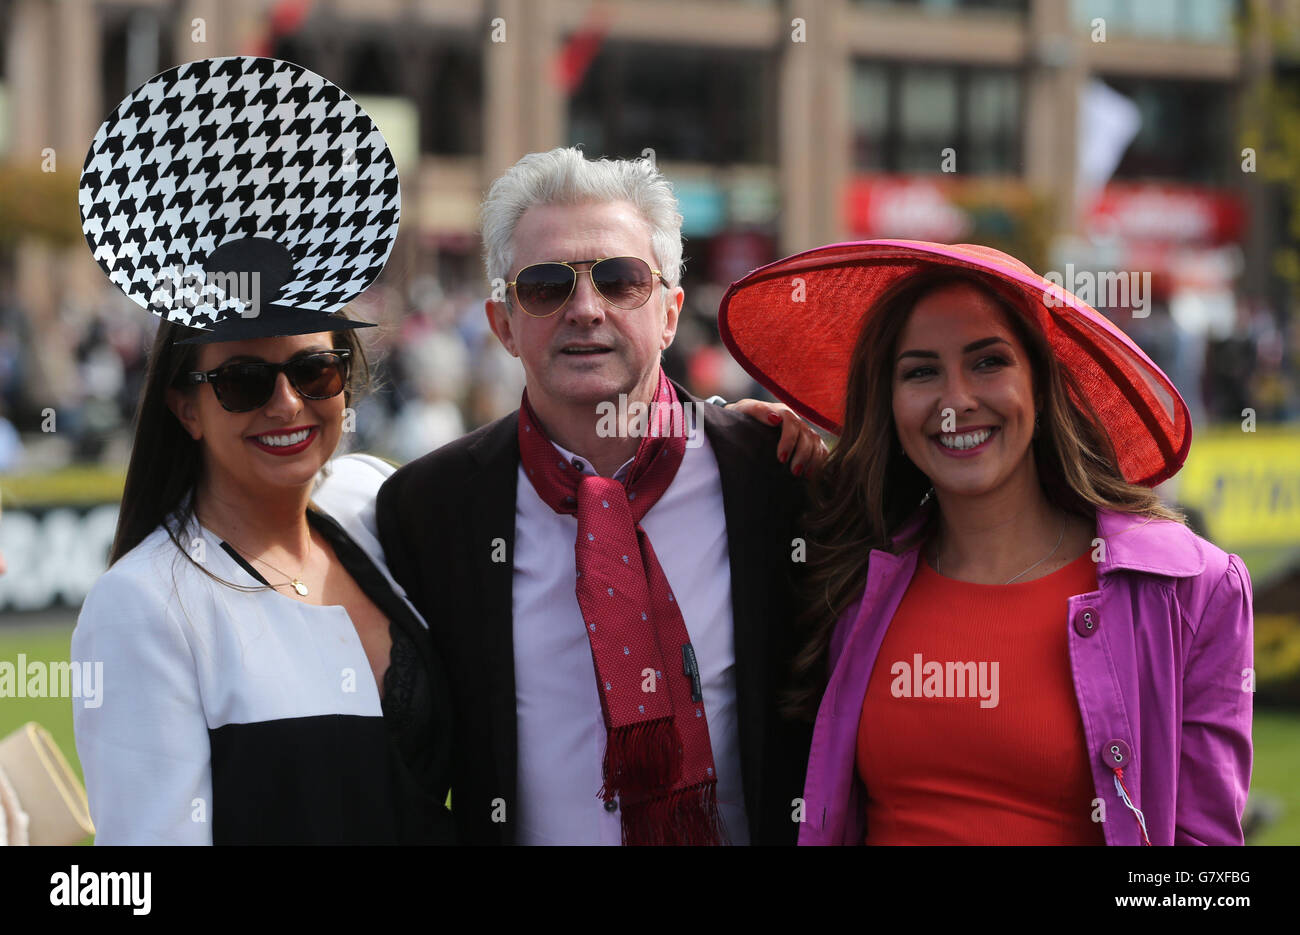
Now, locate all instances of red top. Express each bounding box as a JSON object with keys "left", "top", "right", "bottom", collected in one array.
[{"left": 856, "top": 546, "right": 1106, "bottom": 845}]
